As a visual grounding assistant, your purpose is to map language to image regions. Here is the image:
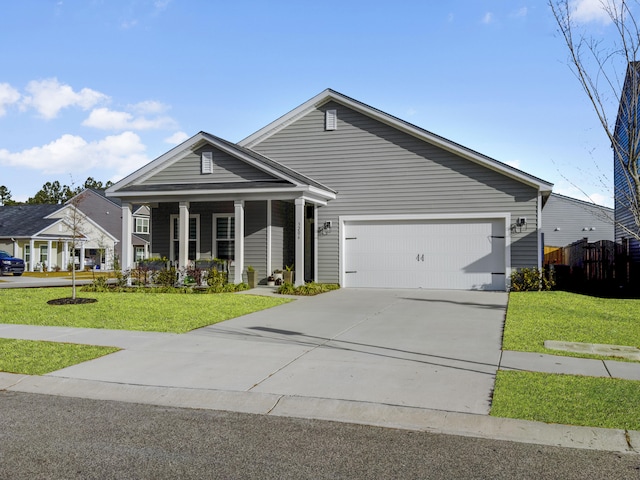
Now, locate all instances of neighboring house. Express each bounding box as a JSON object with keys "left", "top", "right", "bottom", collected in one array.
[
  {"left": 70, "top": 189, "right": 150, "bottom": 265},
  {"left": 541, "top": 193, "right": 614, "bottom": 248},
  {"left": 107, "top": 89, "right": 553, "bottom": 291},
  {"left": 614, "top": 61, "right": 640, "bottom": 262},
  {"left": 132, "top": 205, "right": 151, "bottom": 261},
  {"left": 0, "top": 203, "right": 118, "bottom": 271}
]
